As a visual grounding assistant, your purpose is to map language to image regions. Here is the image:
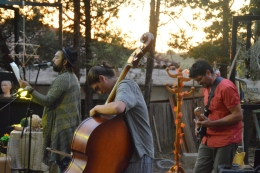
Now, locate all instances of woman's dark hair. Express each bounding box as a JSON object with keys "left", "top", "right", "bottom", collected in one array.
[
  {"left": 87, "top": 62, "right": 115, "bottom": 85},
  {"left": 189, "top": 59, "right": 214, "bottom": 78}
]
